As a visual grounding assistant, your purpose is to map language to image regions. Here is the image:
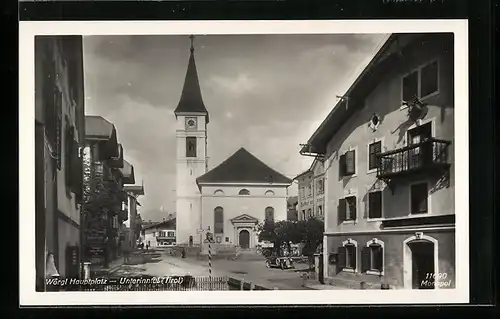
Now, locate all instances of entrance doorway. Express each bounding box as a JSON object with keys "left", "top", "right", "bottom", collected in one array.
[
  {"left": 409, "top": 241, "right": 435, "bottom": 289},
  {"left": 407, "top": 122, "right": 432, "bottom": 169},
  {"left": 239, "top": 230, "right": 250, "bottom": 249}
]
